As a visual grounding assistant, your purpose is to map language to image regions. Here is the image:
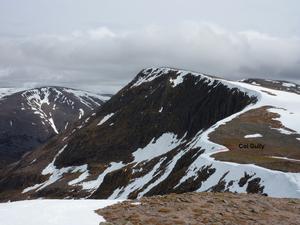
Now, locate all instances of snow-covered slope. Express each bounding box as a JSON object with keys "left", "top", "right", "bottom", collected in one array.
[
  {"left": 0, "top": 86, "right": 109, "bottom": 167},
  {"left": 19, "top": 87, "right": 109, "bottom": 133},
  {"left": 0, "top": 199, "right": 121, "bottom": 225},
  {"left": 0, "top": 68, "right": 299, "bottom": 201}
]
